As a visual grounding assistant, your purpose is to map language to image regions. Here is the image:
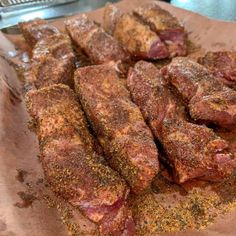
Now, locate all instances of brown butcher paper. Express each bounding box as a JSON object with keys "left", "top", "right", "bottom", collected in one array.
[{"left": 1, "top": 0, "right": 236, "bottom": 235}]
